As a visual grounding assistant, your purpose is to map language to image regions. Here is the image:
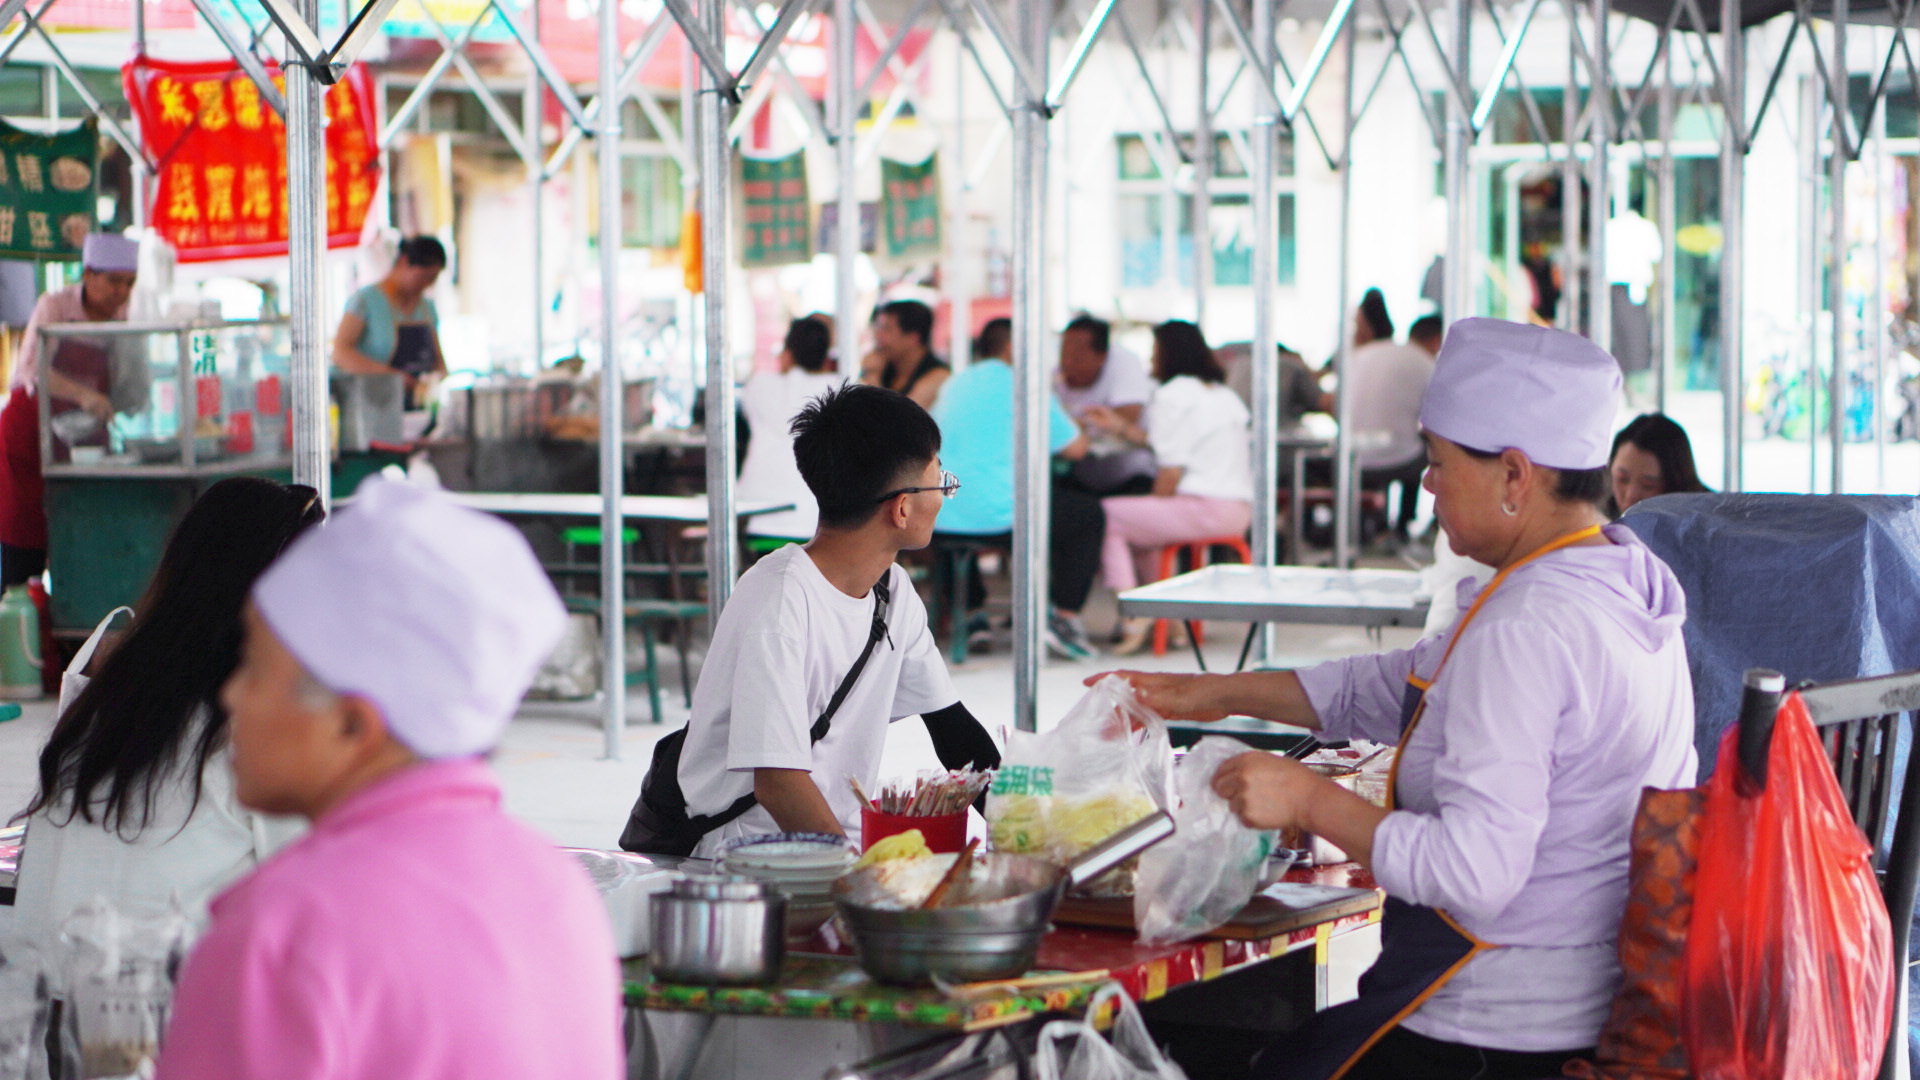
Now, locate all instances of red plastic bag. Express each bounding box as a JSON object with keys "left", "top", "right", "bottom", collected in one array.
[{"left": 1680, "top": 692, "right": 1894, "bottom": 1080}]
